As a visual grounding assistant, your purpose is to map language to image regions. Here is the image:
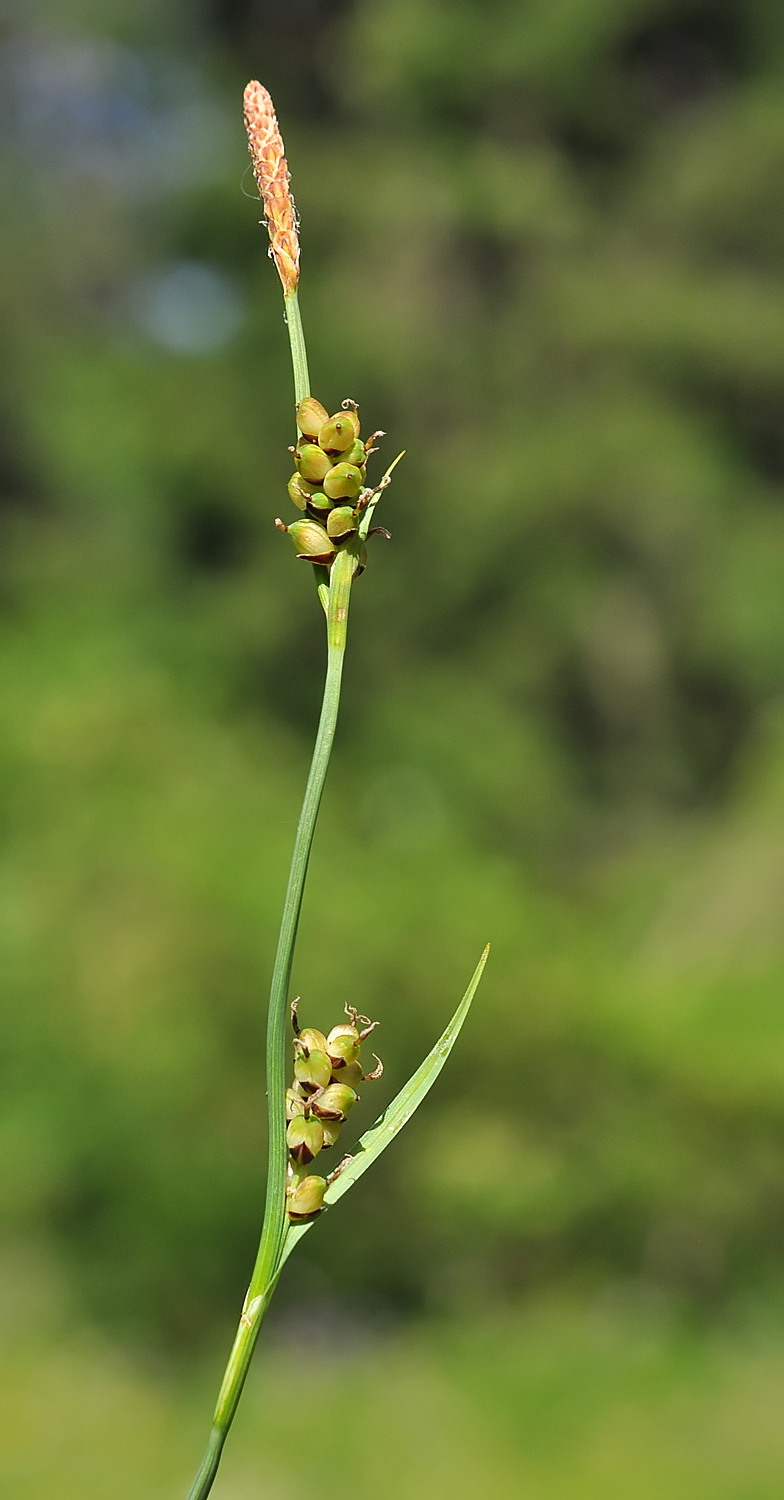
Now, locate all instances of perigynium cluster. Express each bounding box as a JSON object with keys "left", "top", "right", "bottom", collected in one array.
[
  {"left": 276, "top": 396, "right": 389, "bottom": 571},
  {"left": 286, "top": 1002, "right": 382, "bottom": 1220}
]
